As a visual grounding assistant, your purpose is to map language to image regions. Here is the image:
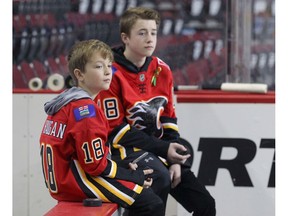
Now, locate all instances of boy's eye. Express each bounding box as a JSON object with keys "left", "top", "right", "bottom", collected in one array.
[{"left": 95, "top": 65, "right": 103, "bottom": 69}]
